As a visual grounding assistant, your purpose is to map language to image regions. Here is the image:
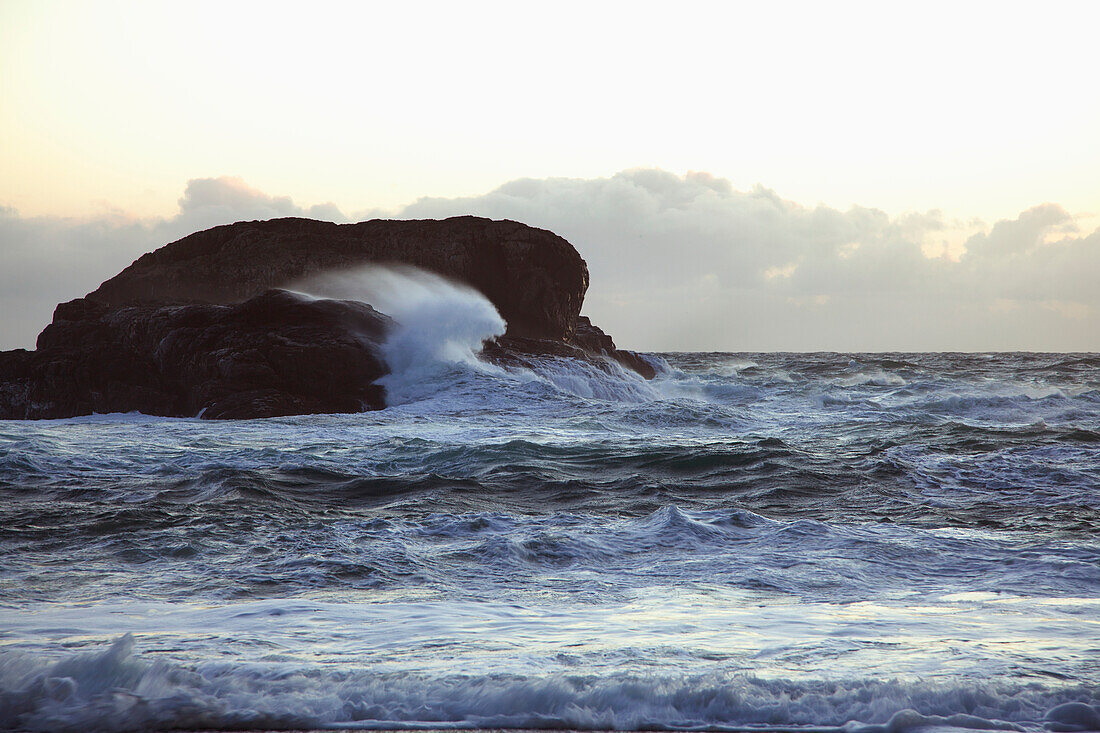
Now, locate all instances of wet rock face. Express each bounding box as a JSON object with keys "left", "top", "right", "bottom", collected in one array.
[
  {"left": 89, "top": 216, "right": 589, "bottom": 342},
  {"left": 484, "top": 316, "right": 655, "bottom": 379},
  {"left": 0, "top": 290, "right": 391, "bottom": 420},
  {"left": 570, "top": 316, "right": 655, "bottom": 379}
]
